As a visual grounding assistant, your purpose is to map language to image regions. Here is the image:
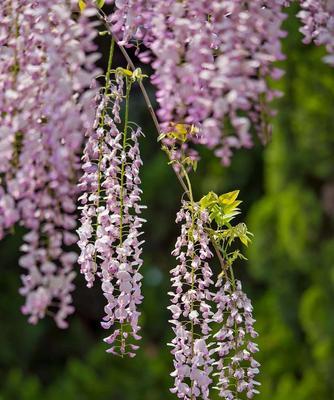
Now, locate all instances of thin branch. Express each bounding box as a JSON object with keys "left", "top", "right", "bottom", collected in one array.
[{"left": 208, "top": 232, "right": 228, "bottom": 278}]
